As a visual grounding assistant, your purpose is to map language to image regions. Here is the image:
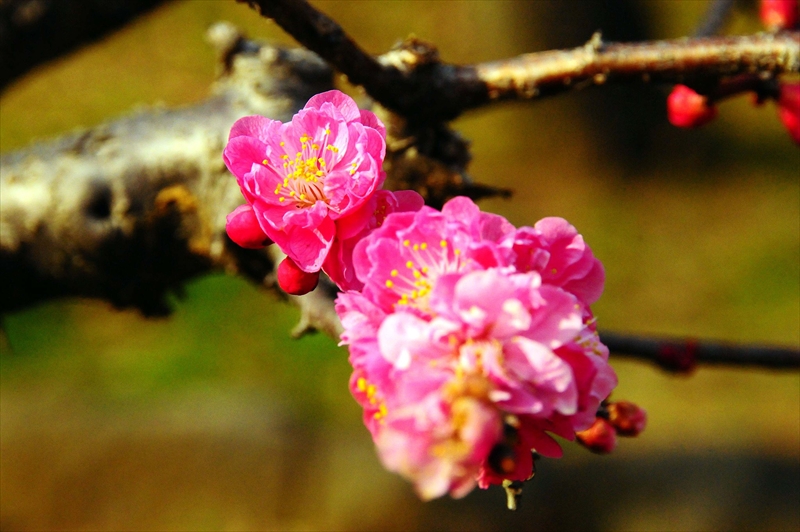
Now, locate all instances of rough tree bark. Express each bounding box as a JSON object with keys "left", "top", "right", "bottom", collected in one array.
[{"left": 1, "top": 23, "right": 341, "bottom": 338}]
